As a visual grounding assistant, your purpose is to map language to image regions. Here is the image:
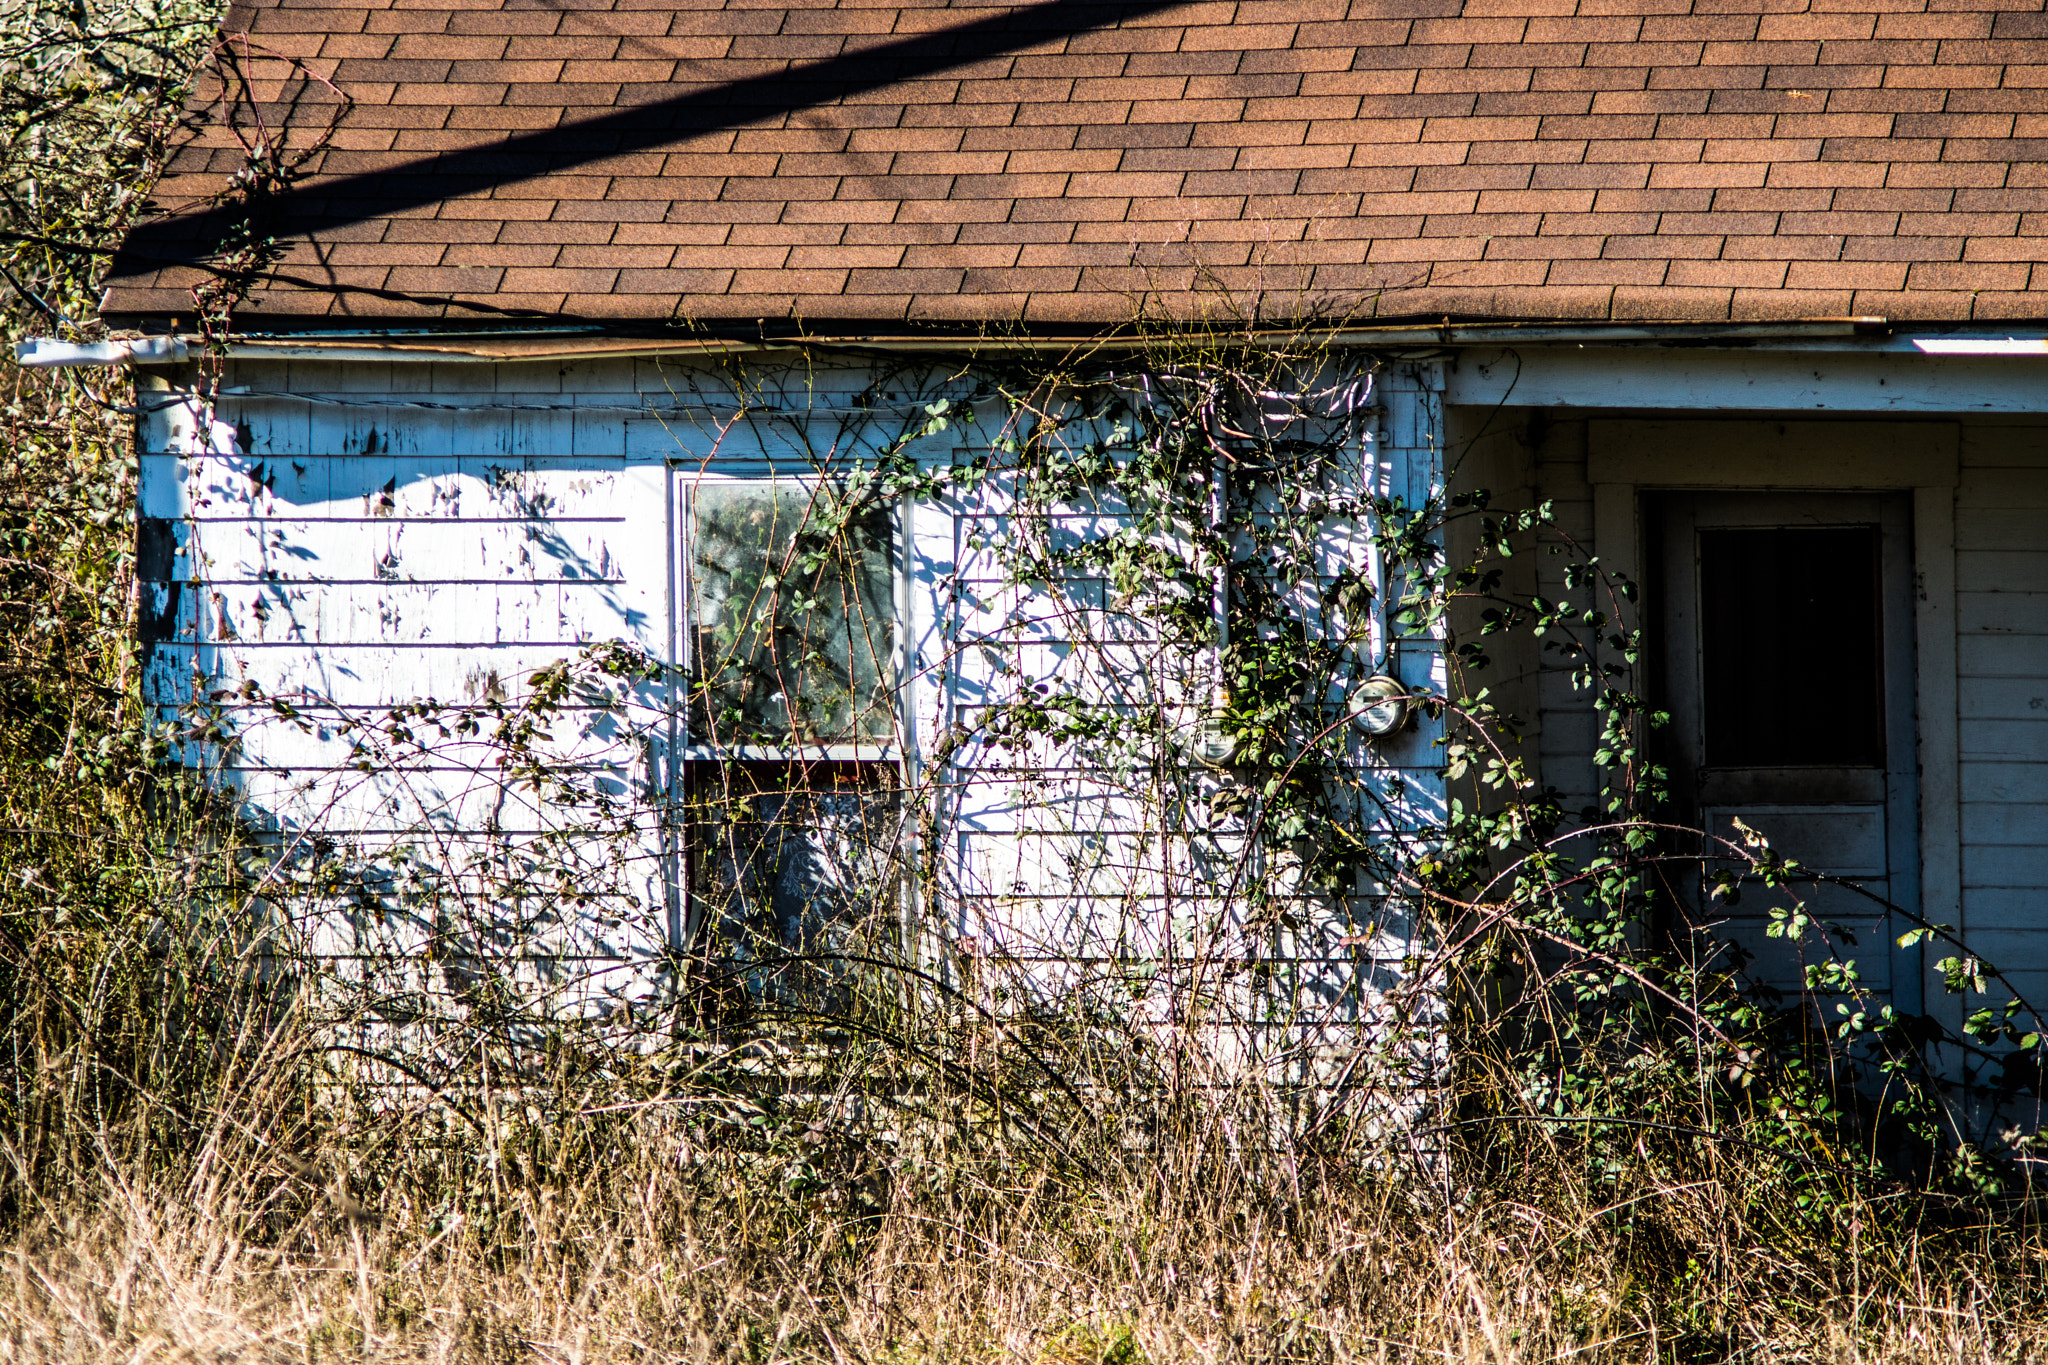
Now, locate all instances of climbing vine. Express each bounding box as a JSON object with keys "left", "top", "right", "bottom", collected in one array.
[{"left": 146, "top": 323, "right": 2044, "bottom": 1215}]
